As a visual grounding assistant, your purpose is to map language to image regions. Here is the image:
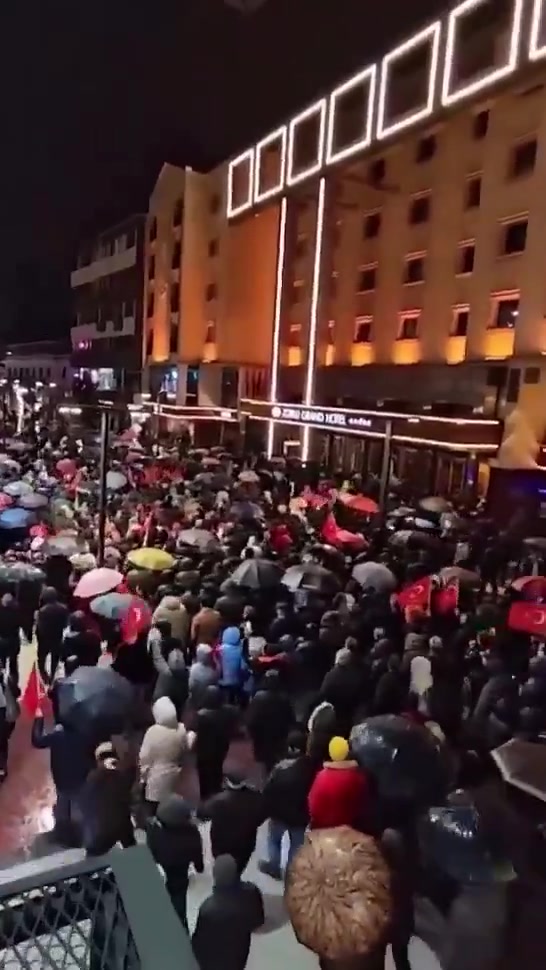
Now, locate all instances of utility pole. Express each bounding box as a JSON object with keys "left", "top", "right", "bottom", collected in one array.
[{"left": 97, "top": 407, "right": 111, "bottom": 566}]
